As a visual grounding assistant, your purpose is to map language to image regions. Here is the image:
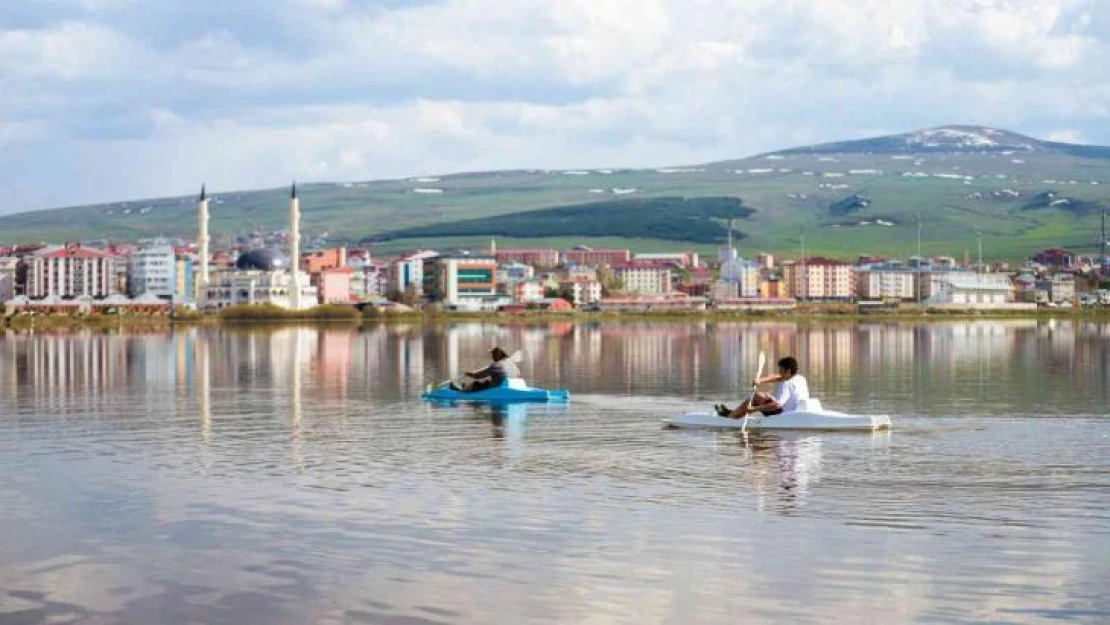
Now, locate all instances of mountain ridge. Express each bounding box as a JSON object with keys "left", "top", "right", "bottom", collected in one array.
[{"left": 1, "top": 124, "right": 1106, "bottom": 261}]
